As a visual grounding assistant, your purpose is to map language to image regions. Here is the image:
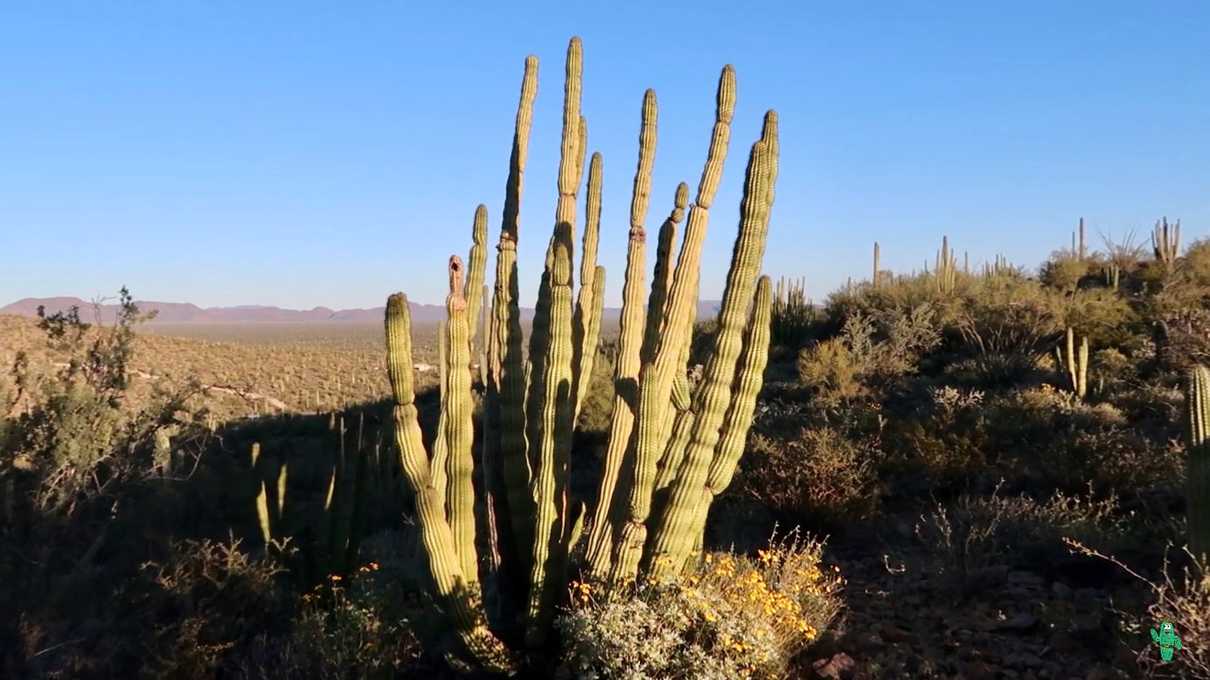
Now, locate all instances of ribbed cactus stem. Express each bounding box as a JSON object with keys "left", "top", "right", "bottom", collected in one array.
[
  {"left": 611, "top": 64, "right": 736, "bottom": 585},
  {"left": 1056, "top": 327, "right": 1089, "bottom": 399},
  {"left": 444, "top": 256, "right": 480, "bottom": 587},
  {"left": 646, "top": 111, "right": 778, "bottom": 581},
  {"left": 385, "top": 294, "right": 515, "bottom": 673},
  {"left": 702, "top": 275, "right": 773, "bottom": 504},
  {"left": 465, "top": 205, "right": 489, "bottom": 353},
  {"left": 486, "top": 54, "right": 539, "bottom": 579},
  {"left": 584, "top": 91, "right": 659, "bottom": 579},
  {"left": 1153, "top": 217, "right": 1181, "bottom": 264},
  {"left": 524, "top": 237, "right": 576, "bottom": 646},
  {"left": 572, "top": 152, "right": 604, "bottom": 421},
  {"left": 1187, "top": 365, "right": 1210, "bottom": 559},
  {"left": 873, "top": 241, "right": 880, "bottom": 289},
  {"left": 642, "top": 182, "right": 688, "bottom": 364}
]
